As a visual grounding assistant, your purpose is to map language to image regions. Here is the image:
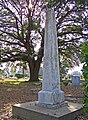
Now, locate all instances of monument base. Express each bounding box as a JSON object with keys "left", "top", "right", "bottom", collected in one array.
[
  {"left": 37, "top": 101, "right": 67, "bottom": 109},
  {"left": 12, "top": 101, "right": 83, "bottom": 120},
  {"left": 38, "top": 90, "right": 65, "bottom": 107}
]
